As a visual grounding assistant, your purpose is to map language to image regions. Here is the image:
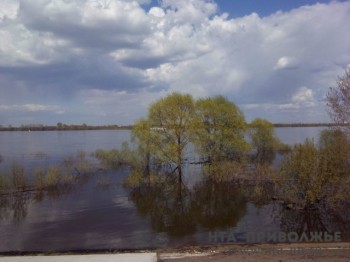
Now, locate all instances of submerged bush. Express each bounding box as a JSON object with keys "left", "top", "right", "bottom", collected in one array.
[
  {"left": 34, "top": 167, "right": 46, "bottom": 191},
  {"left": 94, "top": 149, "right": 121, "bottom": 168},
  {"left": 278, "top": 137, "right": 350, "bottom": 209},
  {"left": 94, "top": 143, "right": 135, "bottom": 169},
  {"left": 11, "top": 163, "right": 27, "bottom": 190},
  {"left": 35, "top": 166, "right": 75, "bottom": 191},
  {"left": 45, "top": 166, "right": 62, "bottom": 188}
]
